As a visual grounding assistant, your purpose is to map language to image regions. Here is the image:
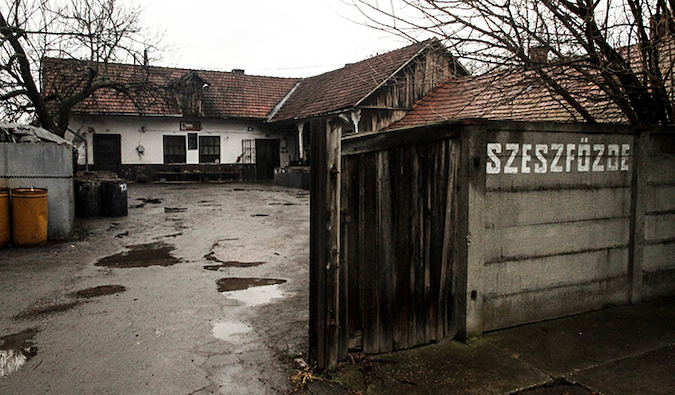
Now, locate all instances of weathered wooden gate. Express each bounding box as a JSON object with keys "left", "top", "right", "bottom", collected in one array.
[{"left": 310, "top": 120, "right": 462, "bottom": 370}]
